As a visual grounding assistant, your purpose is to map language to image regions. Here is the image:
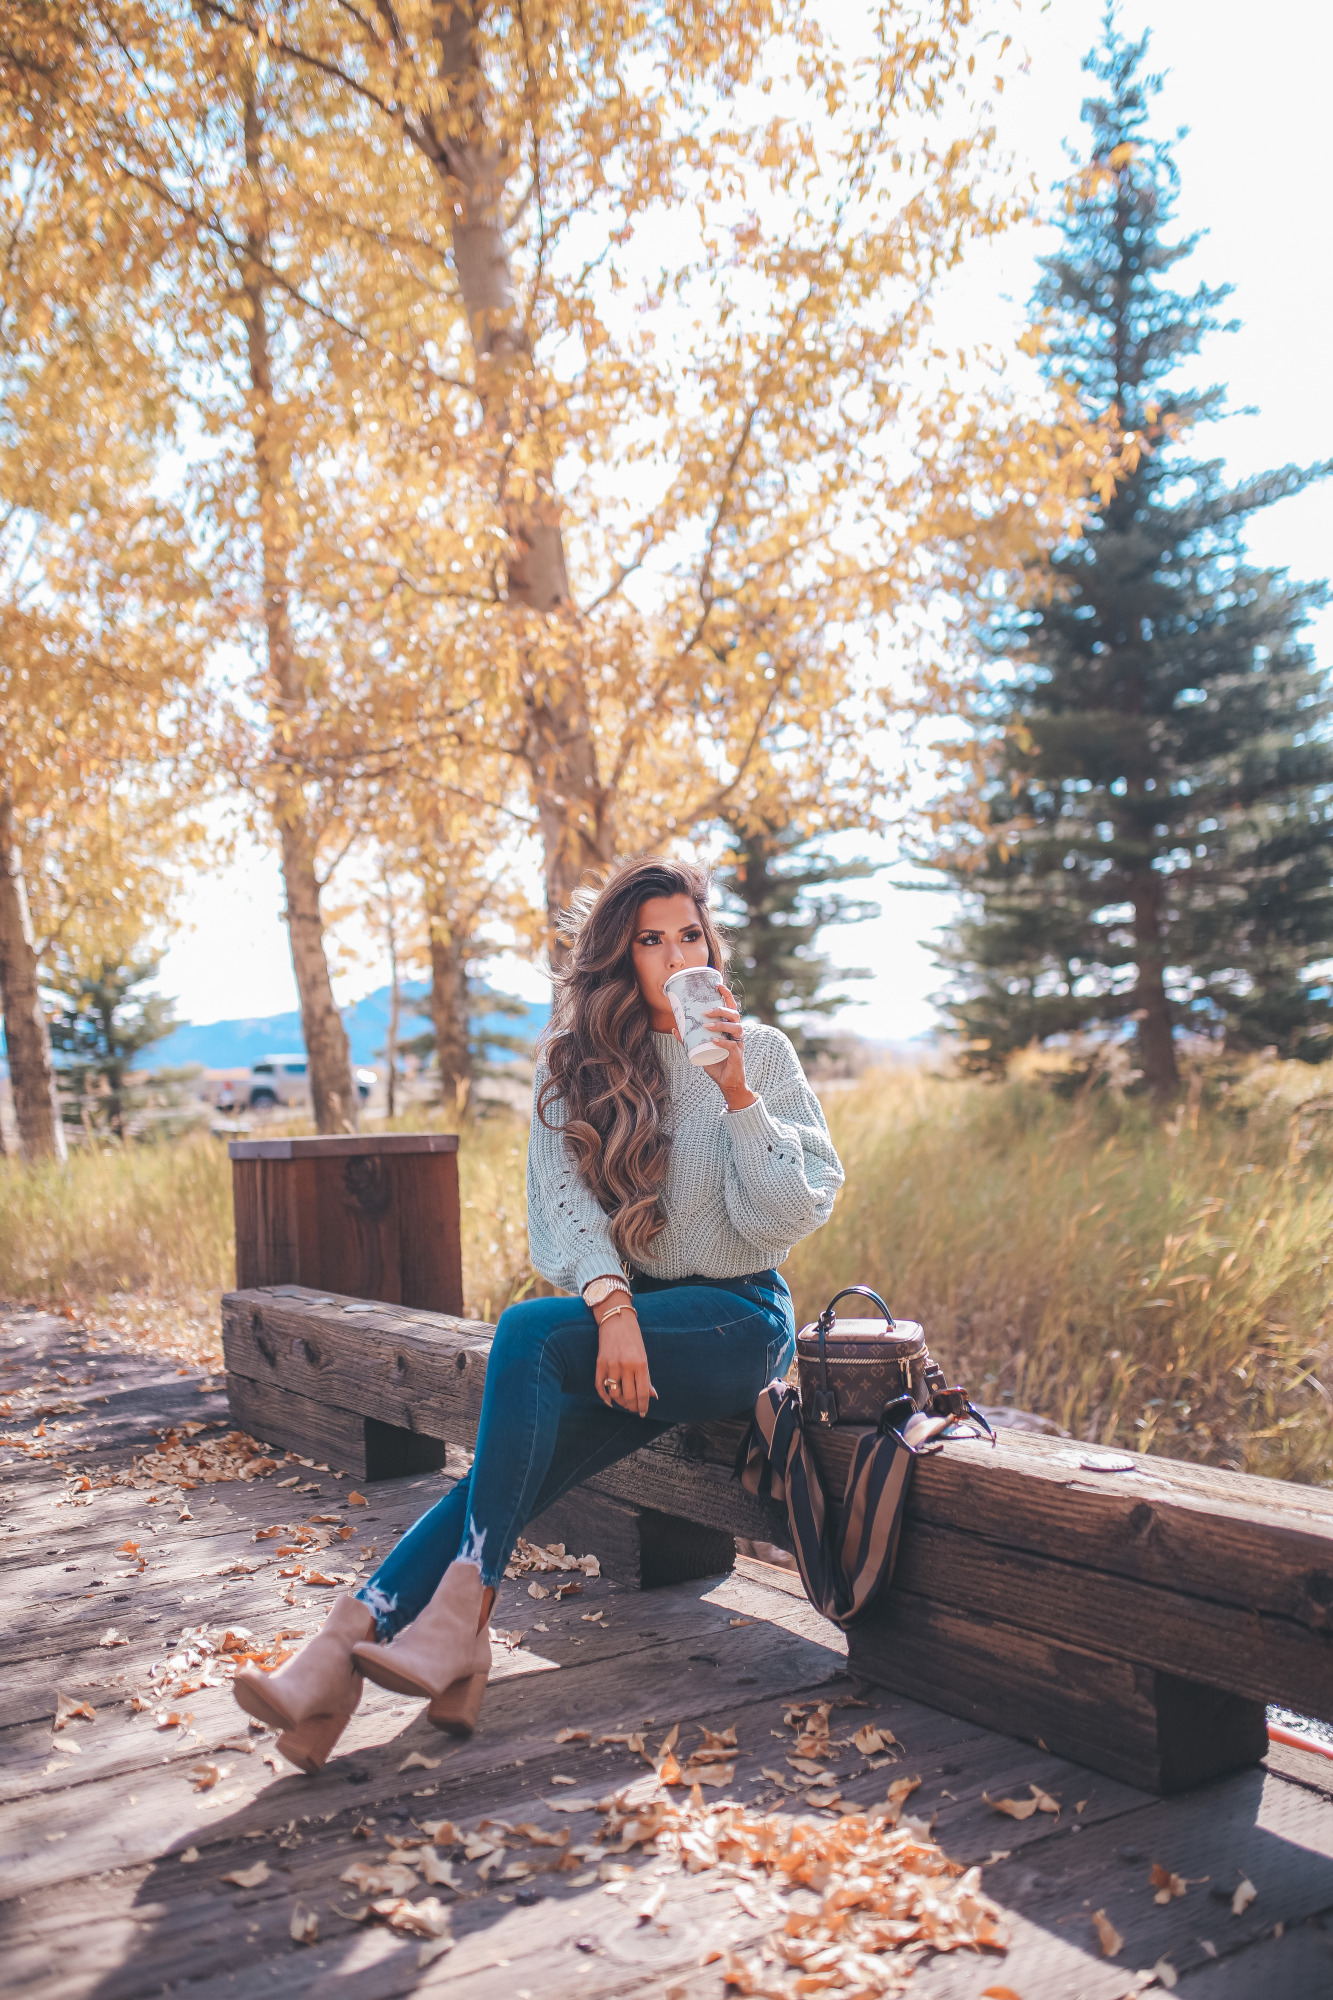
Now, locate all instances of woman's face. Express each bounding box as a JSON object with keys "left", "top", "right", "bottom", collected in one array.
[{"left": 631, "top": 893, "right": 710, "bottom": 1018}]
